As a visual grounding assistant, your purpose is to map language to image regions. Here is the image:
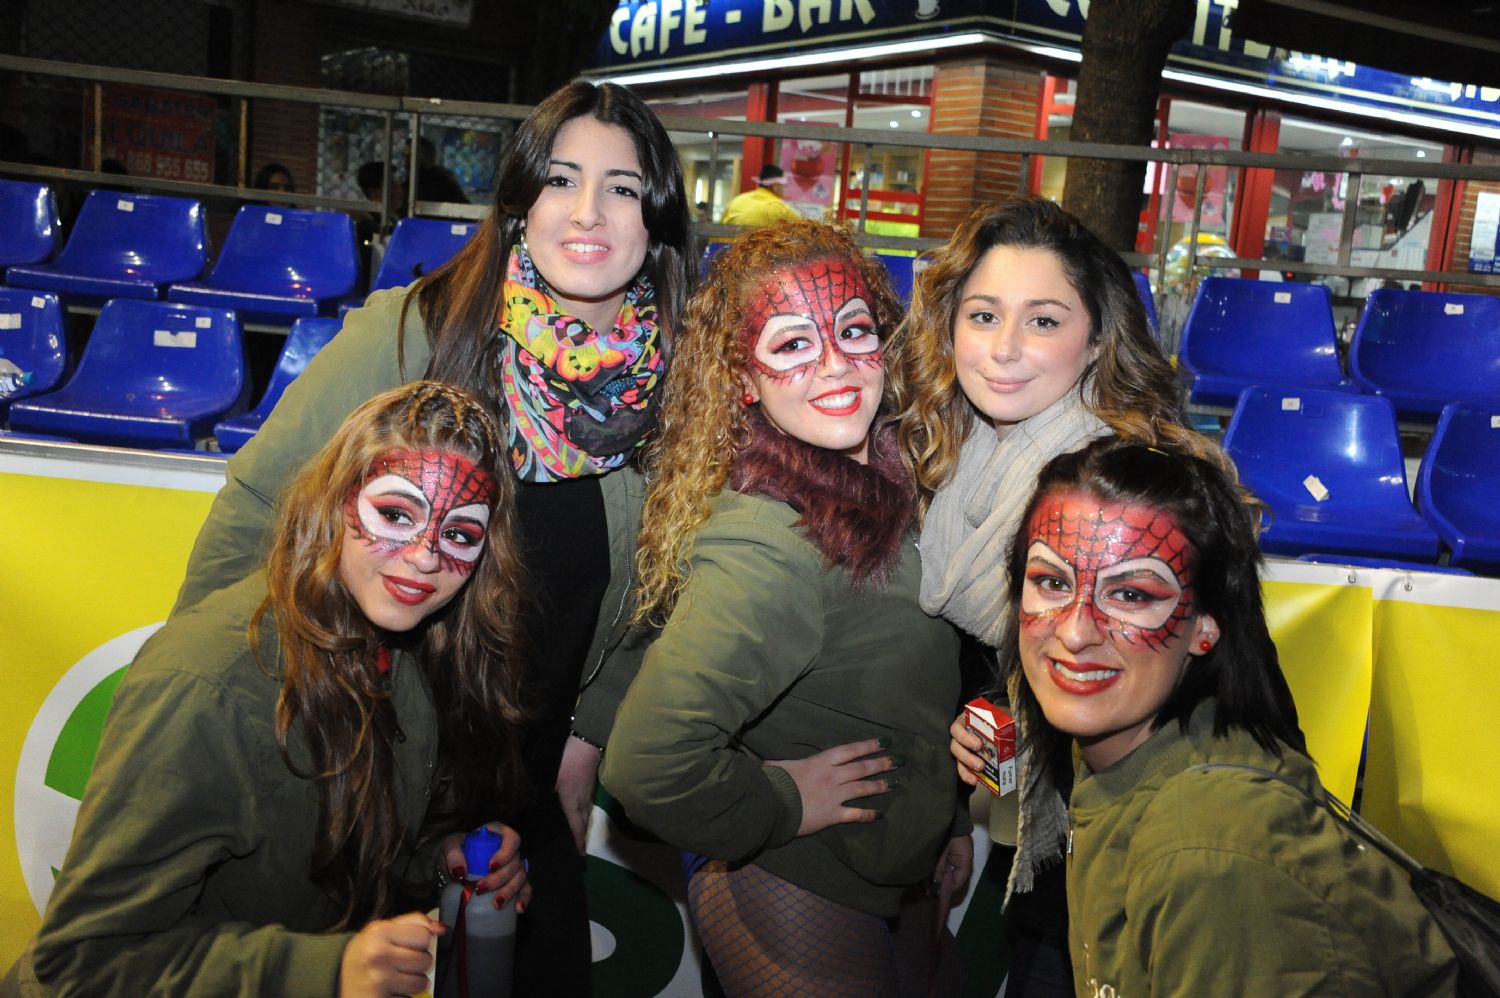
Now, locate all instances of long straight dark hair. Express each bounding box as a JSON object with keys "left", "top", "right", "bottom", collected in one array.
[
  {"left": 401, "top": 79, "right": 692, "bottom": 395},
  {"left": 1001, "top": 437, "right": 1306, "bottom": 784}
]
